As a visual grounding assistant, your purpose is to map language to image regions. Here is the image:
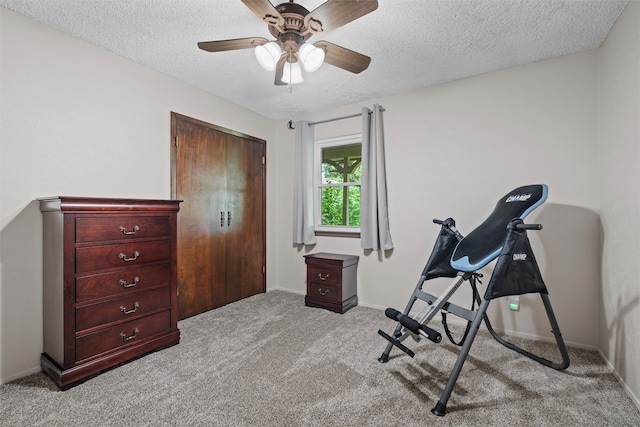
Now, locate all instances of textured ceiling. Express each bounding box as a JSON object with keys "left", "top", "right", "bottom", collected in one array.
[{"left": 0, "top": 0, "right": 628, "bottom": 120}]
